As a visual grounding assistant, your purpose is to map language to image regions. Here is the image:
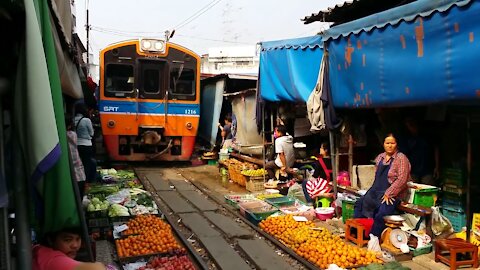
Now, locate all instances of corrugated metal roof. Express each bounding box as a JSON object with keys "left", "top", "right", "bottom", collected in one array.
[
  {"left": 259, "top": 35, "right": 323, "bottom": 51},
  {"left": 323, "top": 0, "right": 472, "bottom": 40},
  {"left": 302, "top": 0, "right": 416, "bottom": 25}
]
